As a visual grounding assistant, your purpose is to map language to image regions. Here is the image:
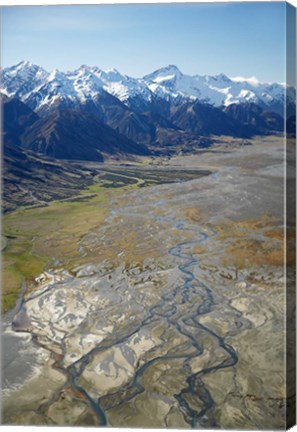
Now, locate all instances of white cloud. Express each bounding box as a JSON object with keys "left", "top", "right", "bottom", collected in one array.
[{"left": 230, "top": 76, "right": 260, "bottom": 87}]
